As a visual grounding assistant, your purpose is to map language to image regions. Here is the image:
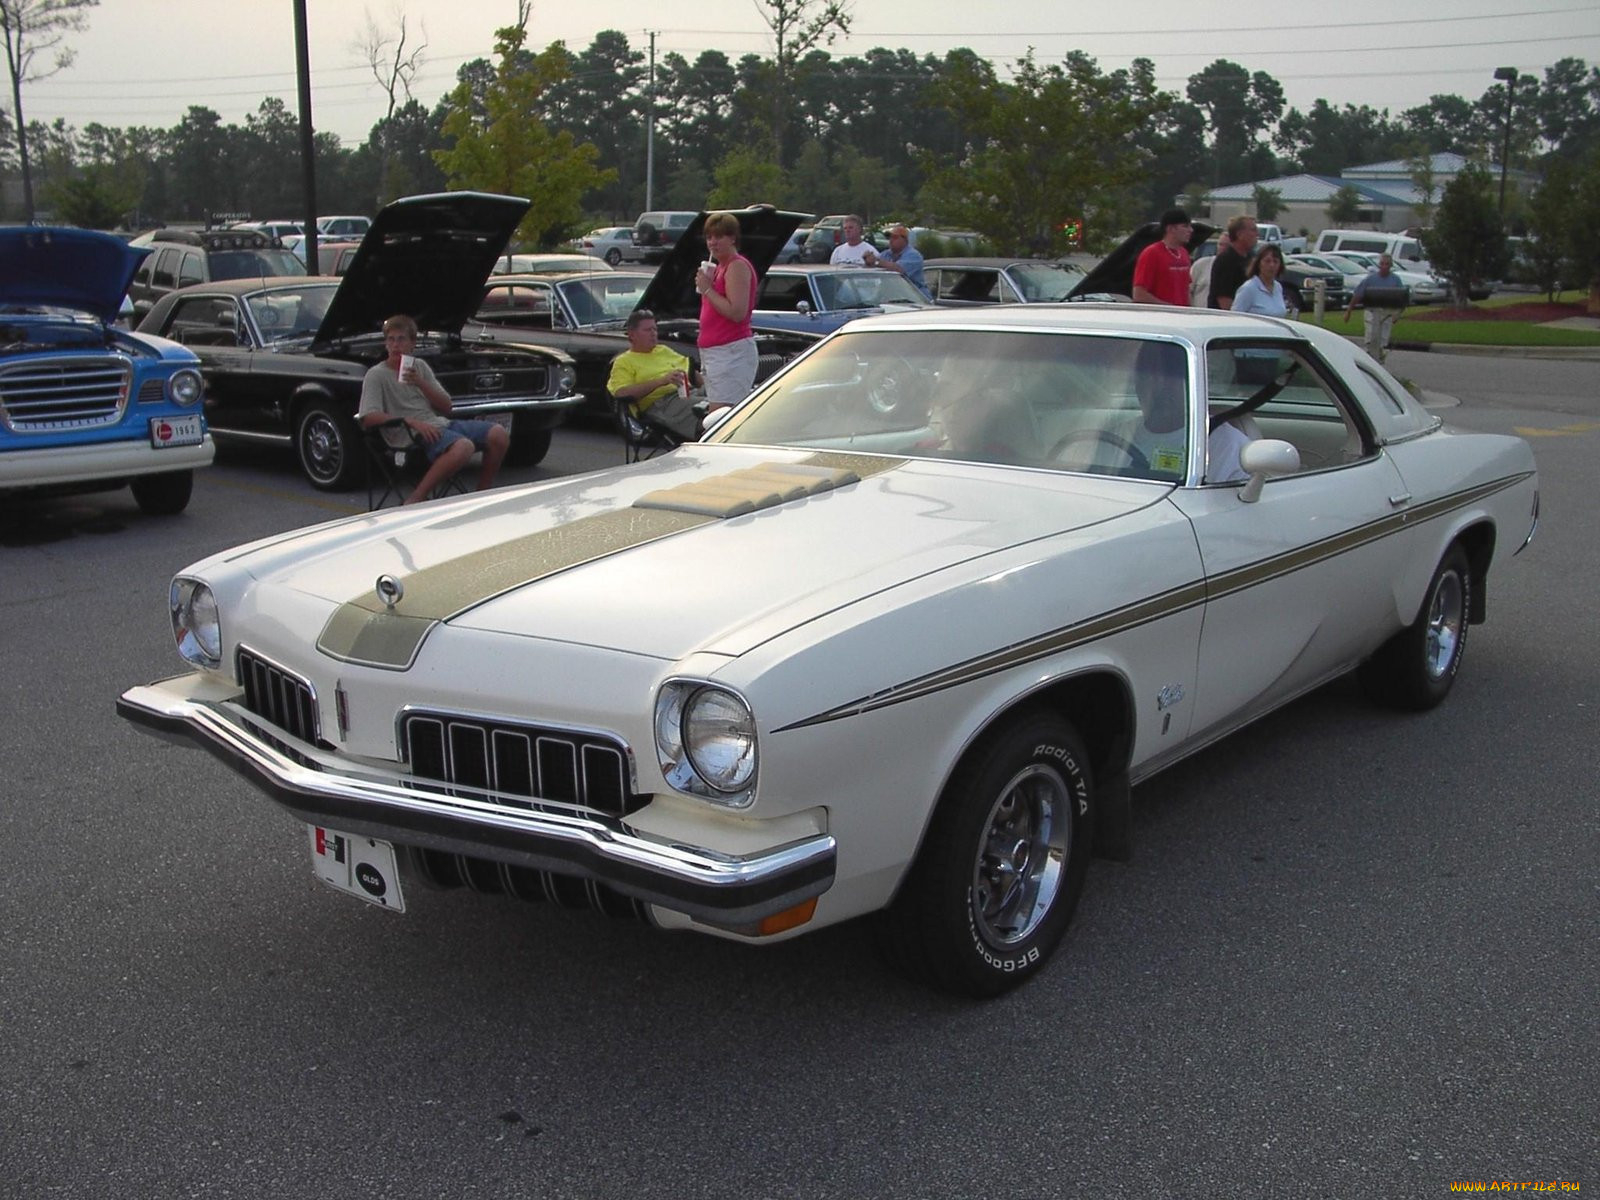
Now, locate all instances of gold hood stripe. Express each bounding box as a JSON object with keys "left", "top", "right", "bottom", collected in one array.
[{"left": 317, "top": 453, "right": 907, "bottom": 670}]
